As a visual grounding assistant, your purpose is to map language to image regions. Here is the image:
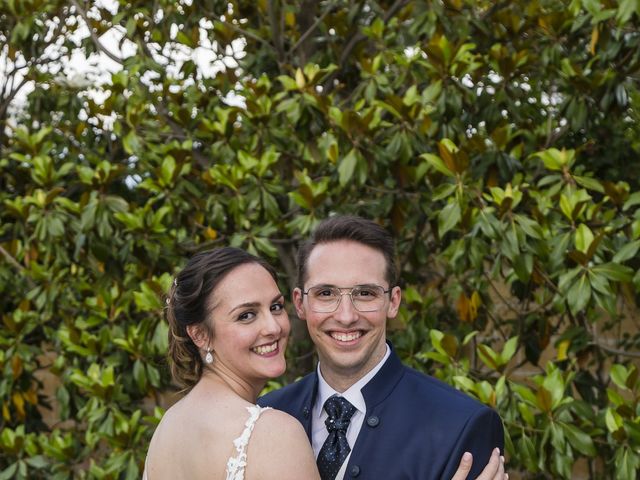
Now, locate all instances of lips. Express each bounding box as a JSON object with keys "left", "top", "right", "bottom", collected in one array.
[
  {"left": 251, "top": 340, "right": 279, "bottom": 355},
  {"left": 329, "top": 331, "right": 363, "bottom": 342}
]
